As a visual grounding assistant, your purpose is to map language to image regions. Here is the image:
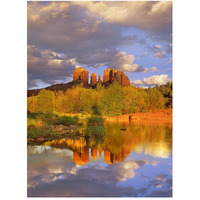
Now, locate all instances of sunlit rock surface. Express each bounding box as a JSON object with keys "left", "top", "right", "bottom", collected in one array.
[
  {"left": 90, "top": 73, "right": 97, "bottom": 85},
  {"left": 73, "top": 67, "right": 89, "bottom": 85},
  {"left": 103, "top": 68, "right": 130, "bottom": 86}
]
